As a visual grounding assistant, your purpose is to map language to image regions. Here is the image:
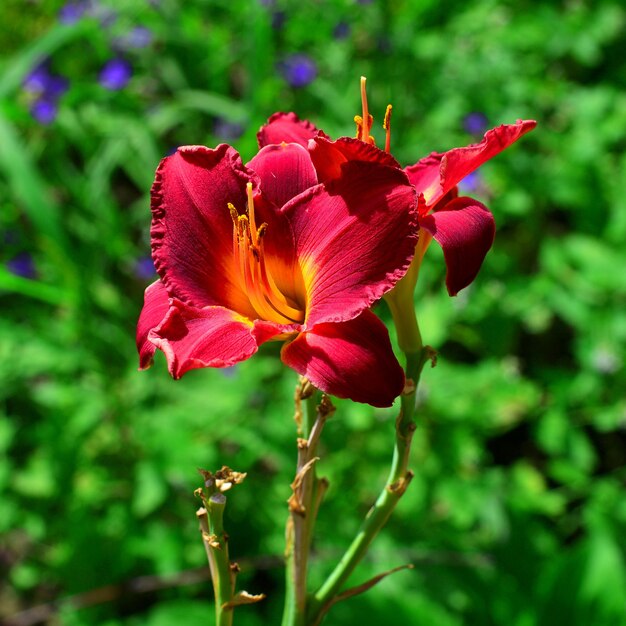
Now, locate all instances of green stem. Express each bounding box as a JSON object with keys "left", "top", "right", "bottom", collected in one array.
[
  {"left": 199, "top": 494, "right": 235, "bottom": 626},
  {"left": 283, "top": 389, "right": 331, "bottom": 626},
  {"left": 308, "top": 304, "right": 429, "bottom": 625}
]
